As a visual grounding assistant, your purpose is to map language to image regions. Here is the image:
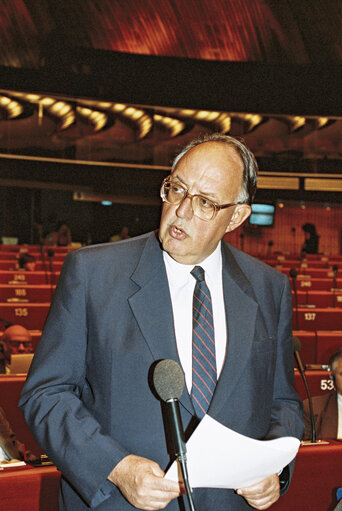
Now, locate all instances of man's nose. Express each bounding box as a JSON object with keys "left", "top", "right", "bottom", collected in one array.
[
  {"left": 17, "top": 342, "right": 26, "bottom": 353},
  {"left": 176, "top": 196, "right": 193, "bottom": 220}
]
